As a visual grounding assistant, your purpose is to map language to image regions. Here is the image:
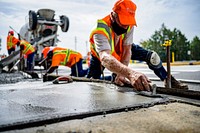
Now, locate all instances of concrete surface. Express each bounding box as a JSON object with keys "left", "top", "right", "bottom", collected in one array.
[
  {"left": 0, "top": 80, "right": 167, "bottom": 132},
  {"left": 0, "top": 64, "right": 199, "bottom": 133},
  {"left": 2, "top": 102, "right": 200, "bottom": 133},
  {"left": 0, "top": 71, "right": 25, "bottom": 84}
]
